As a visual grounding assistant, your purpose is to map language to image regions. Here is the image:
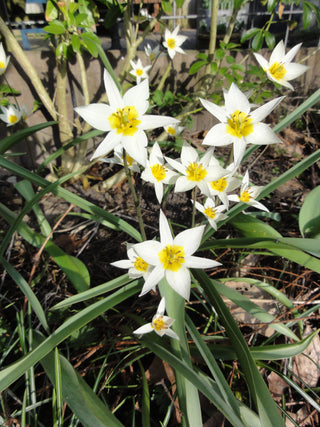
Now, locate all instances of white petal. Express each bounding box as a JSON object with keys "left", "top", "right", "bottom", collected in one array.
[
  {"left": 157, "top": 297, "right": 166, "bottom": 315},
  {"left": 111, "top": 259, "right": 132, "bottom": 269},
  {"left": 124, "top": 79, "right": 149, "bottom": 114},
  {"left": 174, "top": 225, "right": 205, "bottom": 256},
  {"left": 159, "top": 210, "right": 173, "bottom": 245},
  {"left": 284, "top": 63, "right": 309, "bottom": 81},
  {"left": 140, "top": 114, "right": 178, "bottom": 130},
  {"left": 75, "top": 104, "right": 112, "bottom": 131},
  {"left": 134, "top": 241, "right": 162, "bottom": 265},
  {"left": 91, "top": 131, "right": 121, "bottom": 159},
  {"left": 122, "top": 131, "right": 148, "bottom": 166},
  {"left": 165, "top": 328, "right": 179, "bottom": 340},
  {"left": 186, "top": 255, "right": 221, "bottom": 269},
  {"left": 150, "top": 142, "right": 163, "bottom": 164},
  {"left": 245, "top": 123, "right": 282, "bottom": 146},
  {"left": 202, "top": 123, "right": 230, "bottom": 146},
  {"left": 270, "top": 40, "right": 285, "bottom": 64},
  {"left": 253, "top": 52, "right": 268, "bottom": 70},
  {"left": 166, "top": 268, "right": 191, "bottom": 300},
  {"left": 133, "top": 323, "right": 153, "bottom": 335},
  {"left": 284, "top": 43, "right": 302, "bottom": 63},
  {"left": 181, "top": 142, "right": 198, "bottom": 165},
  {"left": 225, "top": 83, "right": 250, "bottom": 115},
  {"left": 104, "top": 69, "right": 123, "bottom": 109},
  {"left": 154, "top": 182, "right": 164, "bottom": 204},
  {"left": 233, "top": 138, "right": 246, "bottom": 167},
  {"left": 250, "top": 96, "right": 284, "bottom": 123},
  {"left": 174, "top": 176, "right": 196, "bottom": 193},
  {"left": 249, "top": 199, "right": 269, "bottom": 212},
  {"left": 175, "top": 35, "right": 187, "bottom": 46},
  {"left": 165, "top": 157, "right": 185, "bottom": 175},
  {"left": 139, "top": 265, "right": 164, "bottom": 296},
  {"left": 200, "top": 98, "right": 226, "bottom": 122}
]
